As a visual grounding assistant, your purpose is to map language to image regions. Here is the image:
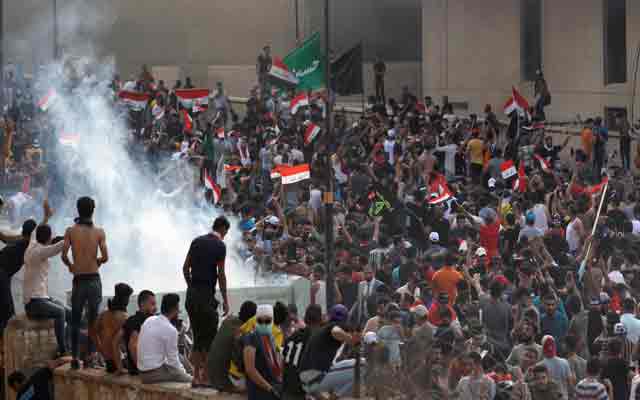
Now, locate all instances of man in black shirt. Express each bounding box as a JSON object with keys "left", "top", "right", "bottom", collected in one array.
[
  {"left": 122, "top": 290, "right": 157, "bottom": 375},
  {"left": 0, "top": 217, "right": 39, "bottom": 332},
  {"left": 373, "top": 57, "right": 386, "bottom": 103},
  {"left": 282, "top": 304, "right": 322, "bottom": 399},
  {"left": 299, "top": 304, "right": 362, "bottom": 398},
  {"left": 183, "top": 216, "right": 230, "bottom": 388}
]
